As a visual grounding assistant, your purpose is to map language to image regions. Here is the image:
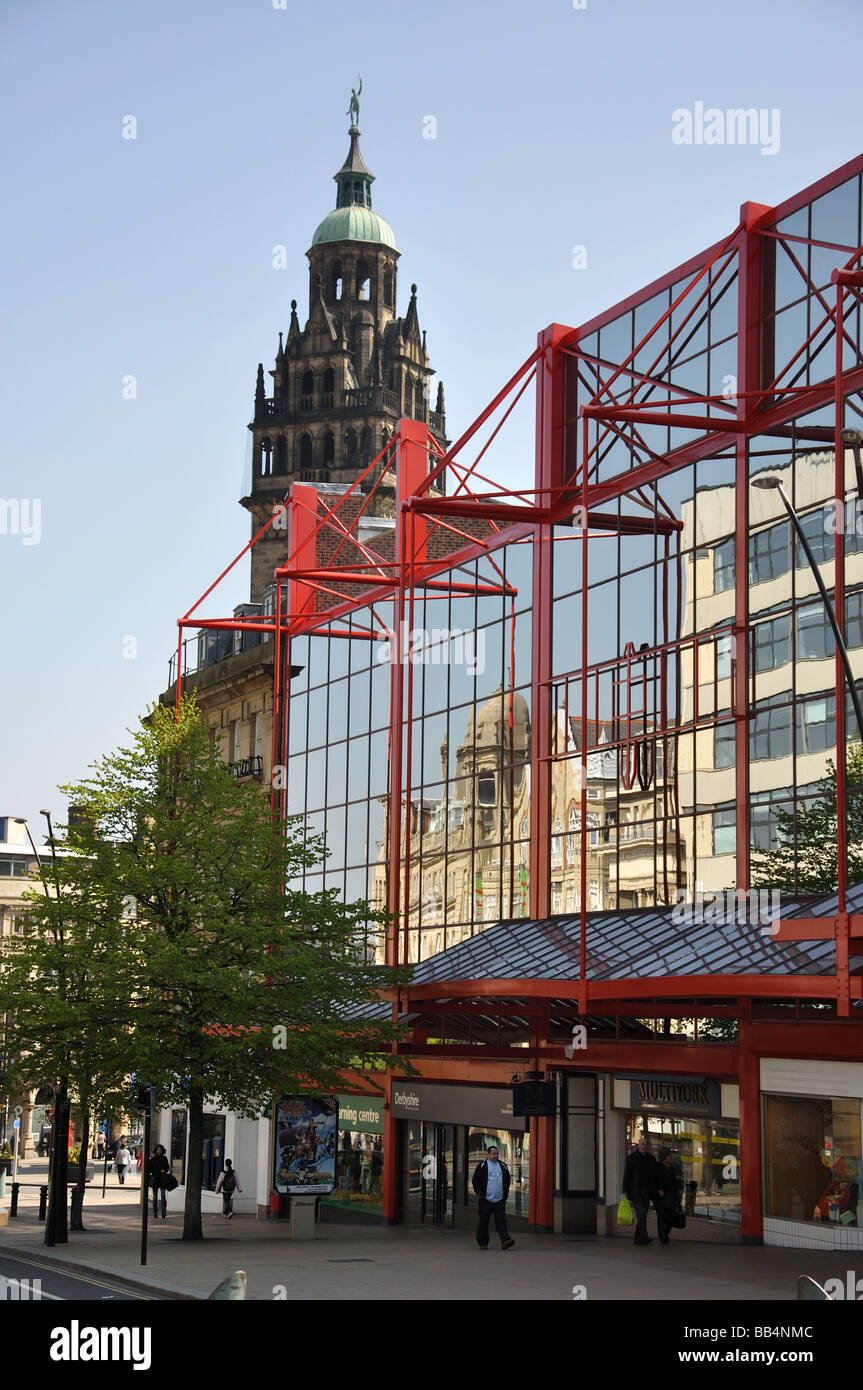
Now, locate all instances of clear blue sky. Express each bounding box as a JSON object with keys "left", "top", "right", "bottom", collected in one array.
[{"left": 2, "top": 0, "right": 861, "bottom": 835}]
